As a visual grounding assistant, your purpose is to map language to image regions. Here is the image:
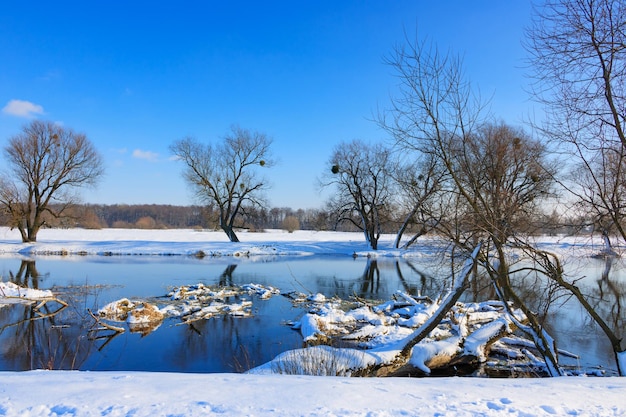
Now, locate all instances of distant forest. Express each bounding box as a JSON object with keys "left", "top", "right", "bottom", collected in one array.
[
  {"left": 0, "top": 203, "right": 583, "bottom": 238},
  {"left": 0, "top": 204, "right": 339, "bottom": 232}
]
